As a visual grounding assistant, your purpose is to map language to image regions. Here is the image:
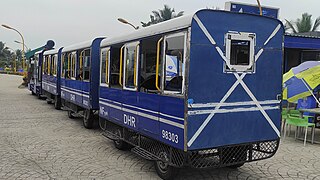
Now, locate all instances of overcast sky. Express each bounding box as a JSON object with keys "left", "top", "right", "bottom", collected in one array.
[{"left": 1, "top": 0, "right": 319, "bottom": 51}]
